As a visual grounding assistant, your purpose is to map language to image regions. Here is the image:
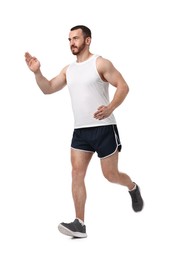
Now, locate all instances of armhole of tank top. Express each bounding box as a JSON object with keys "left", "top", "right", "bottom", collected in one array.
[{"left": 94, "top": 55, "right": 108, "bottom": 84}]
